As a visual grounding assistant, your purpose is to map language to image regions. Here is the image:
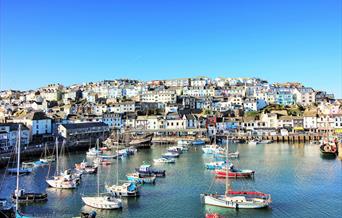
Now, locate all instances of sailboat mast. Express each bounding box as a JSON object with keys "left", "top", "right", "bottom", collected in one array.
[
  {"left": 116, "top": 130, "right": 119, "bottom": 186},
  {"left": 15, "top": 124, "right": 21, "bottom": 210},
  {"left": 56, "top": 137, "right": 59, "bottom": 176},
  {"left": 225, "top": 135, "right": 230, "bottom": 195},
  {"left": 97, "top": 156, "right": 100, "bottom": 197}
]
